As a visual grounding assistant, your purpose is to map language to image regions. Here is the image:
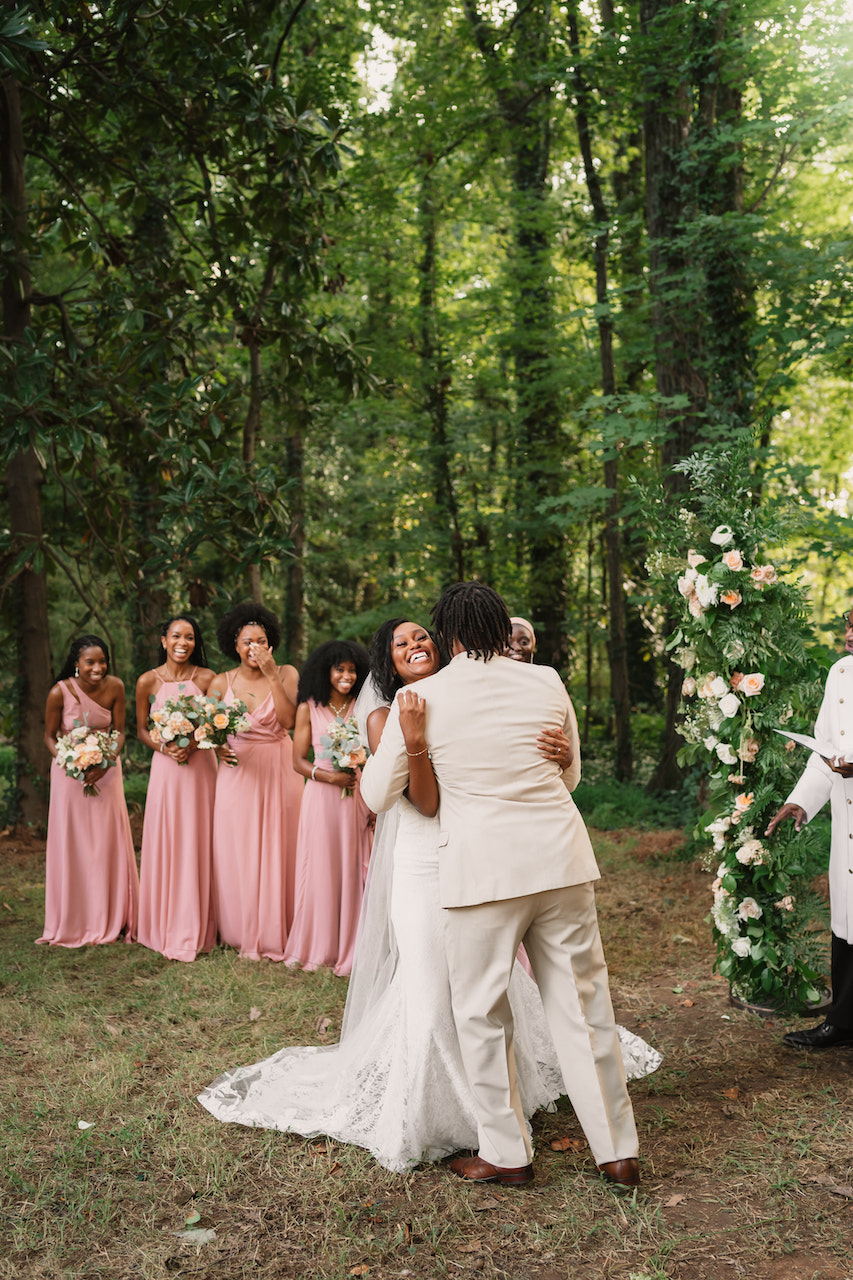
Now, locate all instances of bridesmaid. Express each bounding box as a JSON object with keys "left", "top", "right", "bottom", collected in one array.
[
  {"left": 285, "top": 640, "right": 373, "bottom": 977},
  {"left": 39, "top": 634, "right": 138, "bottom": 947},
  {"left": 210, "top": 603, "right": 301, "bottom": 960},
  {"left": 135, "top": 614, "right": 217, "bottom": 962}
]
